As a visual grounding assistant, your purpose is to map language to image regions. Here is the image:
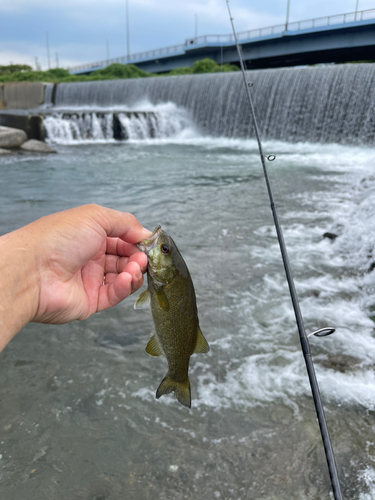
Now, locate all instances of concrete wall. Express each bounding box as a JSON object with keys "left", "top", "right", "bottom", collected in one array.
[
  {"left": 0, "top": 85, "right": 5, "bottom": 109},
  {"left": 0, "top": 82, "right": 47, "bottom": 109}
]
